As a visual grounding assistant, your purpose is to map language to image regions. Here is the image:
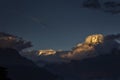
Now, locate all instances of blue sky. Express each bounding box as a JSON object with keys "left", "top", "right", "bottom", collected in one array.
[{"left": 0, "top": 0, "right": 120, "bottom": 50}]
